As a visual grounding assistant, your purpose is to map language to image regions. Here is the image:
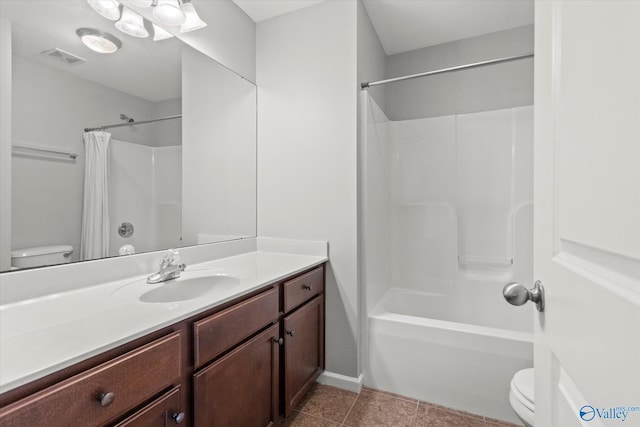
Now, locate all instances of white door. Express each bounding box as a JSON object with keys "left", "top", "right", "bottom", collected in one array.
[{"left": 533, "top": 1, "right": 640, "bottom": 426}]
